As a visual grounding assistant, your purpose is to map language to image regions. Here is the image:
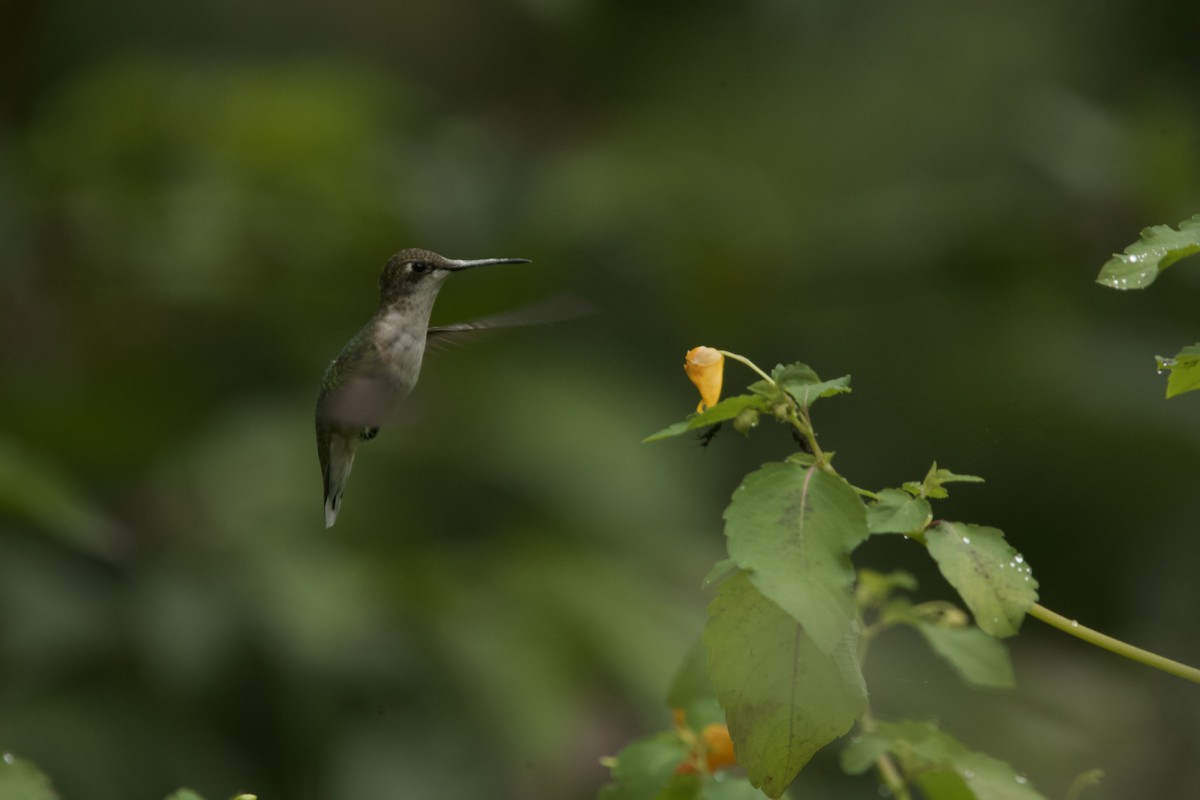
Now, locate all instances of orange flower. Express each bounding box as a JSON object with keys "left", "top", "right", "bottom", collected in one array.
[
  {"left": 700, "top": 724, "right": 736, "bottom": 772},
  {"left": 684, "top": 347, "right": 725, "bottom": 412},
  {"left": 671, "top": 714, "right": 737, "bottom": 775}
]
